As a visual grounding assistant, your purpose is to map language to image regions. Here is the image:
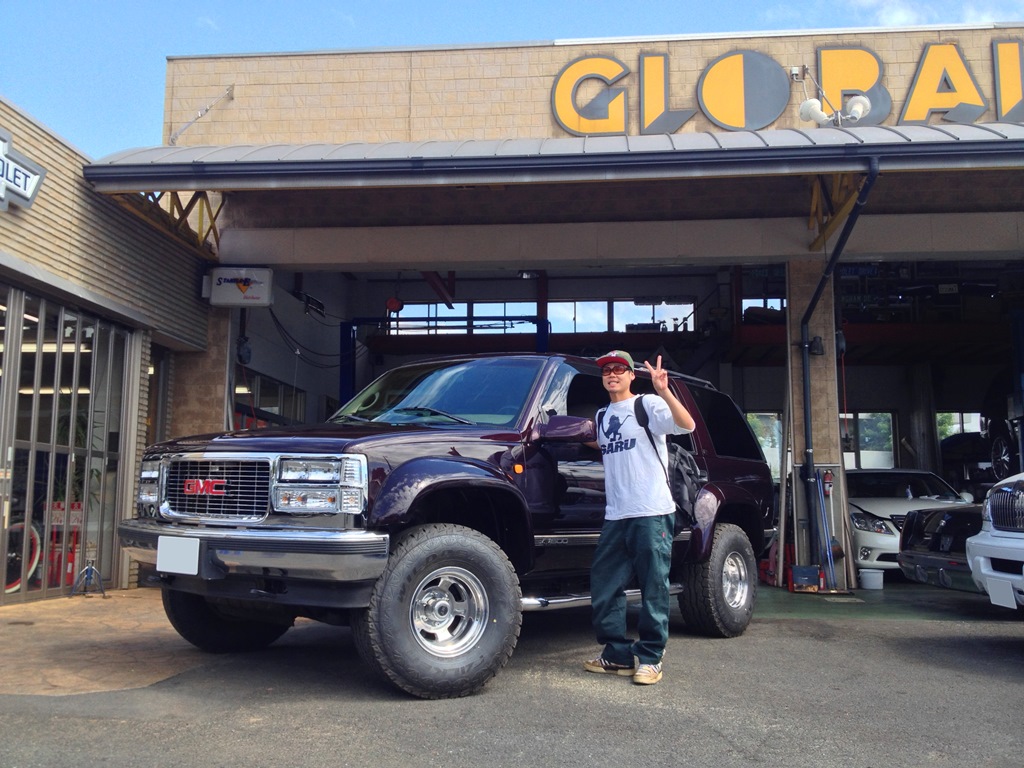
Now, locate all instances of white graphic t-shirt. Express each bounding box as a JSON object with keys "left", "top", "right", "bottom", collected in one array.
[{"left": 597, "top": 394, "right": 691, "bottom": 521}]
